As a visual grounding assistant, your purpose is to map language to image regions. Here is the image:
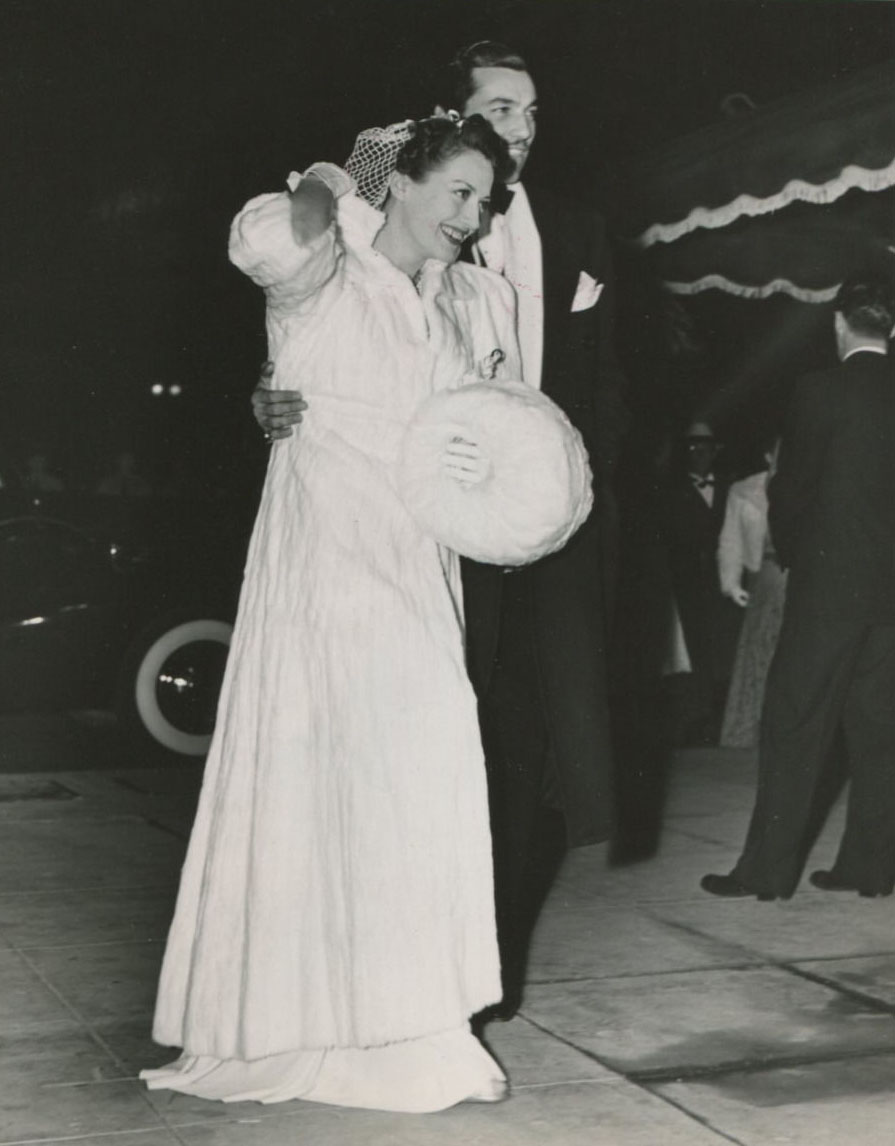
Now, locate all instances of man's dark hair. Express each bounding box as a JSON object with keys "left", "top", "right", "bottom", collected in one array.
[
  {"left": 397, "top": 113, "right": 514, "bottom": 187},
  {"left": 444, "top": 40, "right": 530, "bottom": 113},
  {"left": 835, "top": 277, "right": 895, "bottom": 339}
]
